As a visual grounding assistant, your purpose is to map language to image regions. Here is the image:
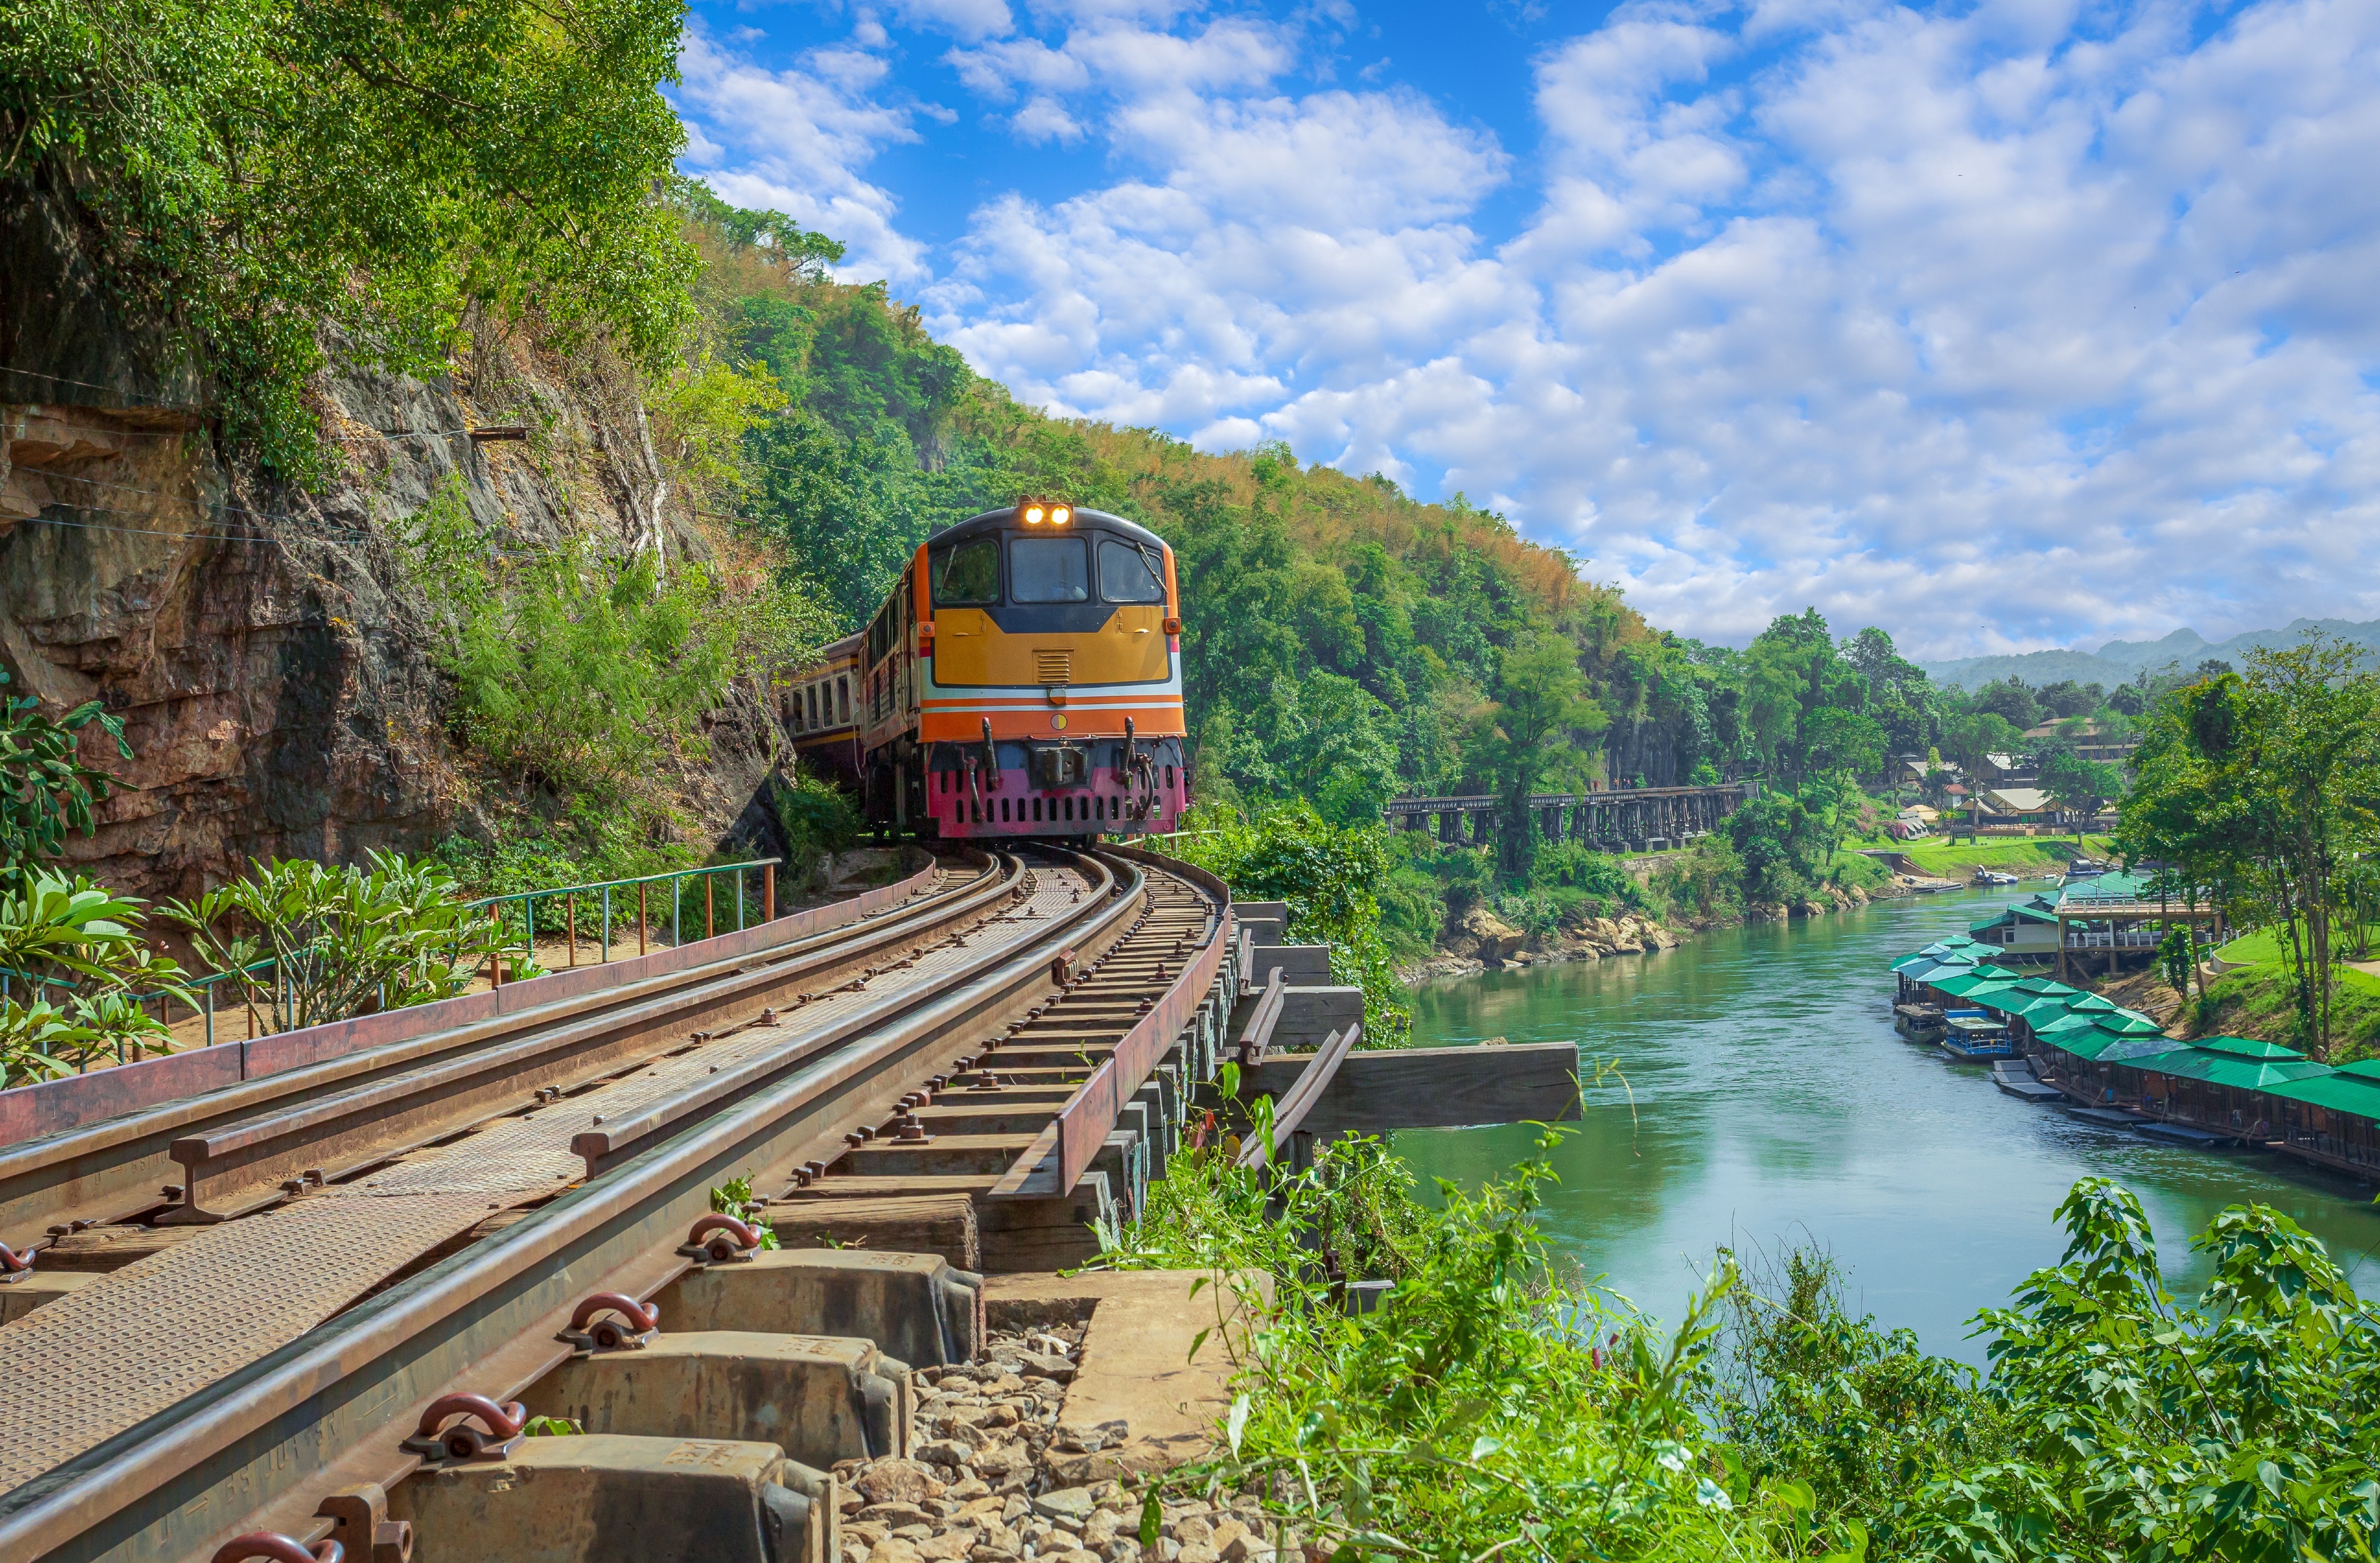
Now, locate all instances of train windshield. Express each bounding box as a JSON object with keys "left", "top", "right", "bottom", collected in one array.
[
  {"left": 1098, "top": 538, "right": 1166, "bottom": 603},
  {"left": 1010, "top": 537, "right": 1090, "bottom": 602},
  {"left": 932, "top": 537, "right": 1000, "bottom": 605}
]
